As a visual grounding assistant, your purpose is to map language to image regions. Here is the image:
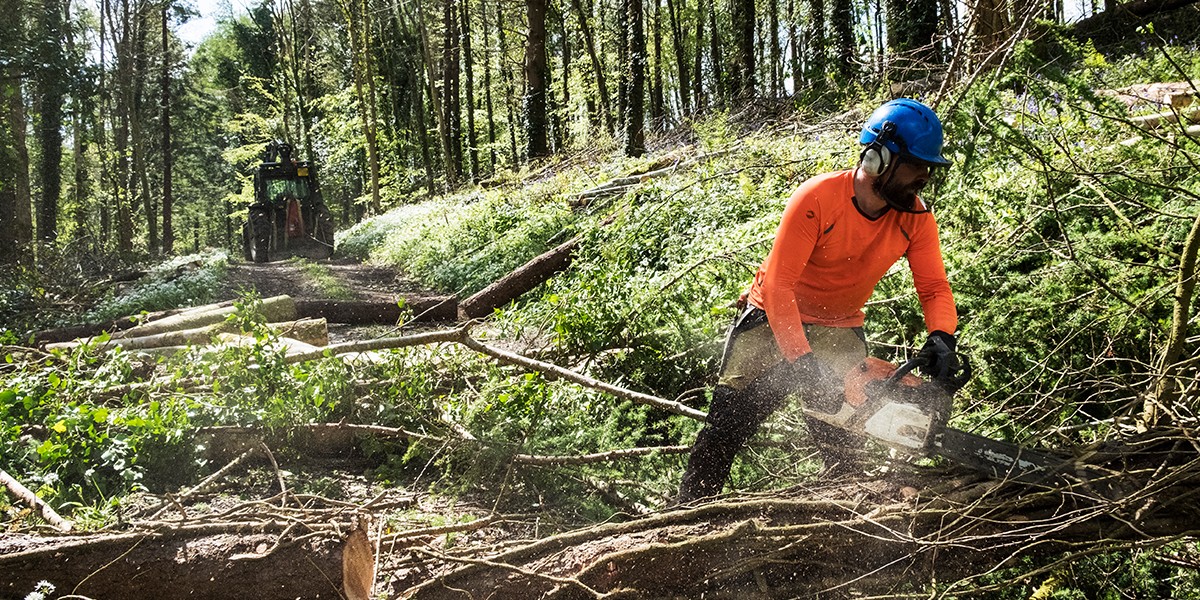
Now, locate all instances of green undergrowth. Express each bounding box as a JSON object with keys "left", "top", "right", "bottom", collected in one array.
[{"left": 84, "top": 250, "right": 231, "bottom": 323}]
